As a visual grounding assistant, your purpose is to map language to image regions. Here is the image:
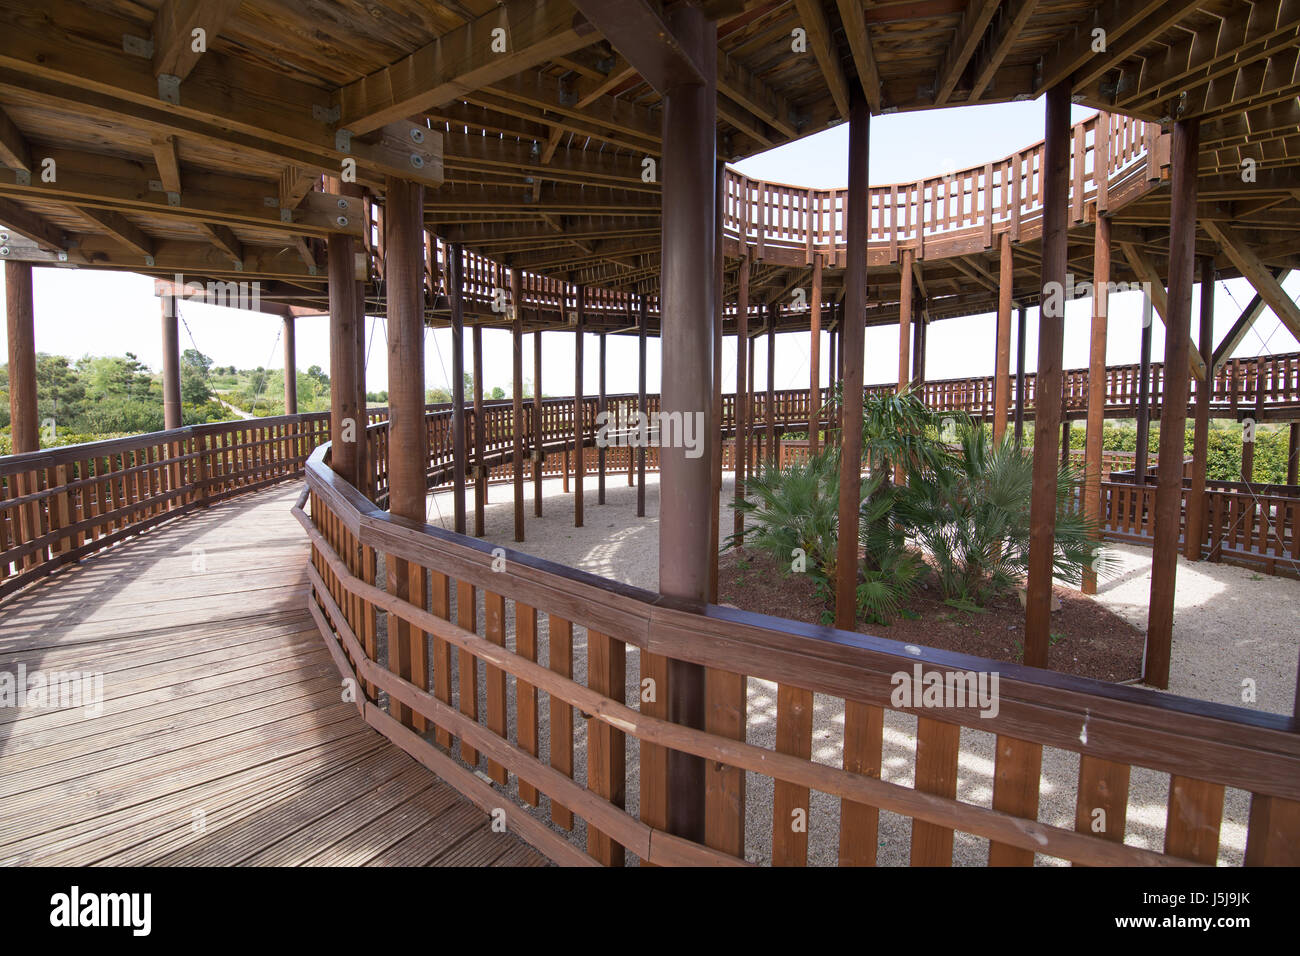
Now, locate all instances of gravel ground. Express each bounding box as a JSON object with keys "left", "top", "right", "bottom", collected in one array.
[{"left": 411, "top": 472, "right": 1298, "bottom": 866}]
